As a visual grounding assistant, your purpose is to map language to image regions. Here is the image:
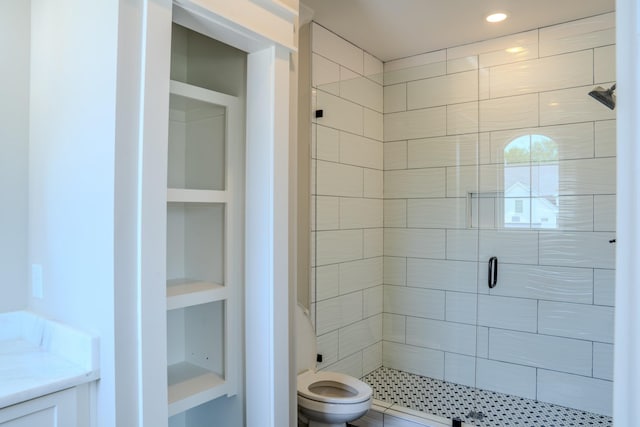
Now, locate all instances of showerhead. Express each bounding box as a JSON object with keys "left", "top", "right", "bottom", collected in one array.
[{"left": 589, "top": 83, "right": 616, "bottom": 110}]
